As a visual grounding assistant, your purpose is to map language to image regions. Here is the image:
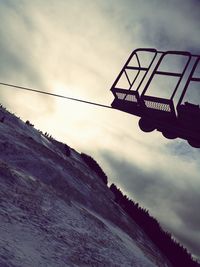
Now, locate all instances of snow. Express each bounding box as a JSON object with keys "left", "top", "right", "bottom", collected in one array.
[{"left": 0, "top": 106, "right": 172, "bottom": 267}]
